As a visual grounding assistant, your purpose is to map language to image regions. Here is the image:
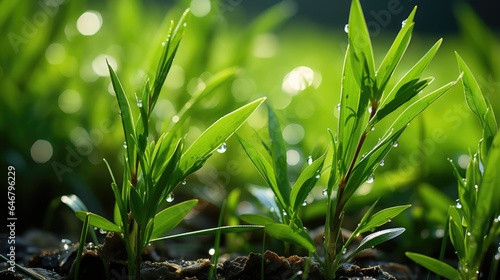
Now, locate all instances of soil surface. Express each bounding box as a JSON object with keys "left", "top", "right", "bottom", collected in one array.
[{"left": 0, "top": 232, "right": 414, "bottom": 279}]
